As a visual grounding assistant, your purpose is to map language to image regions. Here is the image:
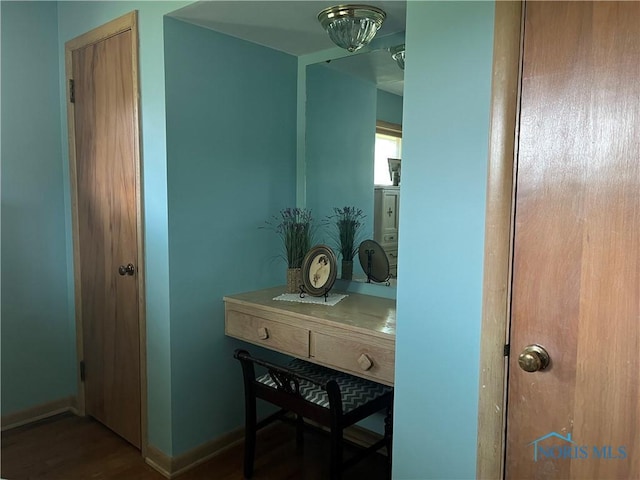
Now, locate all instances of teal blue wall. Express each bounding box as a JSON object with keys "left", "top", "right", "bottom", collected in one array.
[
  {"left": 57, "top": 0, "right": 189, "bottom": 454},
  {"left": 164, "top": 17, "right": 298, "bottom": 455},
  {"left": 392, "top": 2, "right": 495, "bottom": 479},
  {"left": 305, "top": 64, "right": 376, "bottom": 256},
  {"left": 0, "top": 1, "right": 75, "bottom": 416},
  {"left": 377, "top": 89, "right": 403, "bottom": 125},
  {"left": 3, "top": 1, "right": 499, "bottom": 473}
]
